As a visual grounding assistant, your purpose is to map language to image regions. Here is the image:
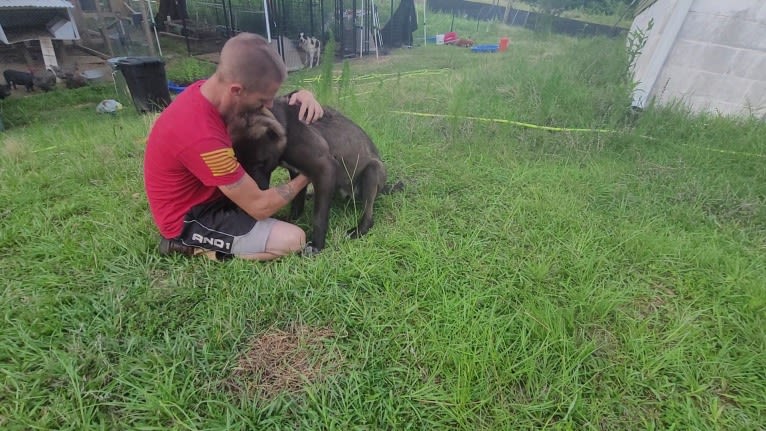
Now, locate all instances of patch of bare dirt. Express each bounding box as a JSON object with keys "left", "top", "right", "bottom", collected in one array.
[
  {"left": 225, "top": 324, "right": 343, "bottom": 399},
  {"left": 1, "top": 135, "right": 28, "bottom": 160}
]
